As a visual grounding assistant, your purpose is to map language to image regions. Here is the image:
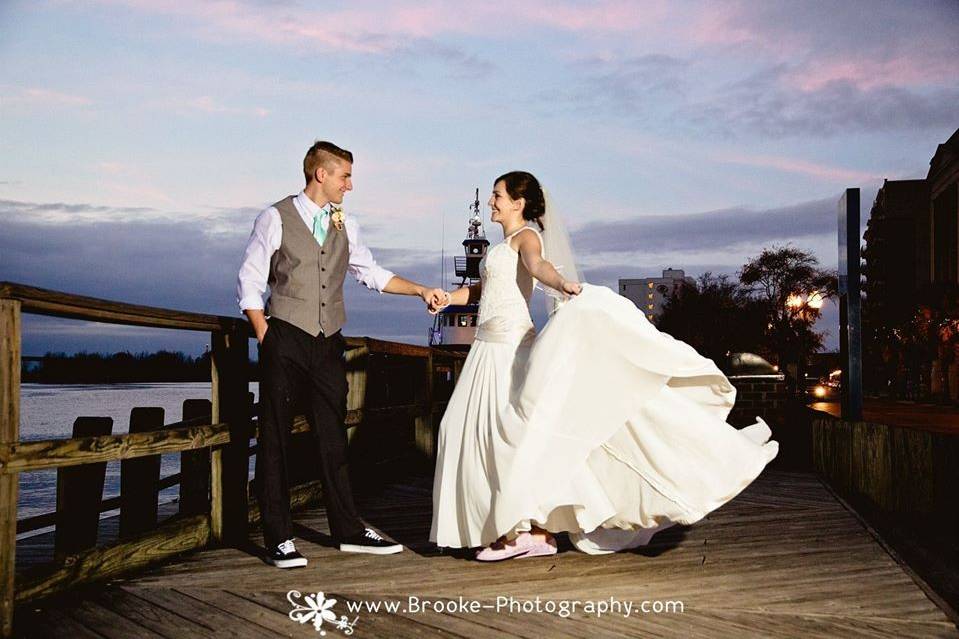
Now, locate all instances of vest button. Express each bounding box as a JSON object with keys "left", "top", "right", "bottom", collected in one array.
[
  {"left": 322, "top": 285, "right": 326, "bottom": 289},
  {"left": 321, "top": 267, "right": 326, "bottom": 271},
  {"left": 322, "top": 303, "right": 326, "bottom": 307},
  {"left": 321, "top": 250, "right": 326, "bottom": 255}
]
